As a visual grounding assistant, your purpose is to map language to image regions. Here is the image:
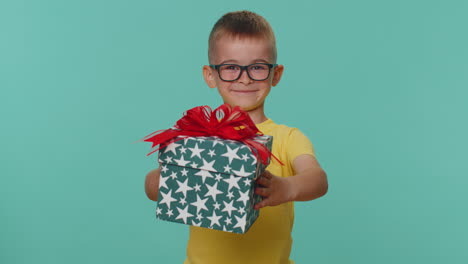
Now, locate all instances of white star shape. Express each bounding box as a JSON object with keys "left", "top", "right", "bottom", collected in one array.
[
  {"left": 196, "top": 137, "right": 206, "bottom": 143},
  {"left": 180, "top": 146, "right": 187, "bottom": 154},
  {"left": 223, "top": 164, "right": 232, "bottom": 172},
  {"left": 156, "top": 207, "right": 162, "bottom": 215},
  {"left": 191, "top": 220, "right": 202, "bottom": 227},
  {"left": 241, "top": 153, "right": 250, "bottom": 161},
  {"left": 194, "top": 169, "right": 213, "bottom": 183},
  {"left": 159, "top": 175, "right": 169, "bottom": 190},
  {"left": 183, "top": 137, "right": 191, "bottom": 145},
  {"left": 213, "top": 202, "right": 221, "bottom": 210},
  {"left": 211, "top": 138, "right": 224, "bottom": 147},
  {"left": 233, "top": 214, "right": 247, "bottom": 233},
  {"left": 193, "top": 183, "right": 201, "bottom": 192},
  {"left": 204, "top": 182, "right": 223, "bottom": 201},
  {"left": 221, "top": 145, "right": 241, "bottom": 164},
  {"left": 222, "top": 200, "right": 237, "bottom": 217},
  {"left": 199, "top": 158, "right": 216, "bottom": 171},
  {"left": 175, "top": 205, "right": 193, "bottom": 224},
  {"left": 164, "top": 142, "right": 181, "bottom": 155},
  {"left": 231, "top": 165, "right": 253, "bottom": 178},
  {"left": 223, "top": 174, "right": 241, "bottom": 191},
  {"left": 190, "top": 162, "right": 198, "bottom": 168},
  {"left": 188, "top": 143, "right": 205, "bottom": 159},
  {"left": 160, "top": 165, "right": 168, "bottom": 173},
  {"left": 226, "top": 191, "right": 234, "bottom": 200},
  {"left": 169, "top": 171, "right": 178, "bottom": 180},
  {"left": 238, "top": 207, "right": 246, "bottom": 215},
  {"left": 164, "top": 156, "right": 173, "bottom": 163},
  {"left": 243, "top": 178, "right": 251, "bottom": 187},
  {"left": 181, "top": 168, "right": 188, "bottom": 177},
  {"left": 224, "top": 216, "right": 232, "bottom": 226},
  {"left": 237, "top": 189, "right": 250, "bottom": 206},
  {"left": 214, "top": 173, "right": 222, "bottom": 182},
  {"left": 175, "top": 178, "right": 193, "bottom": 197},
  {"left": 179, "top": 197, "right": 187, "bottom": 206},
  {"left": 174, "top": 155, "right": 190, "bottom": 166},
  {"left": 250, "top": 154, "right": 258, "bottom": 165},
  {"left": 166, "top": 209, "right": 174, "bottom": 217},
  {"left": 208, "top": 149, "right": 216, "bottom": 157},
  {"left": 207, "top": 211, "right": 222, "bottom": 228},
  {"left": 190, "top": 194, "right": 209, "bottom": 214},
  {"left": 196, "top": 212, "right": 203, "bottom": 221},
  {"left": 159, "top": 189, "right": 177, "bottom": 209}
]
